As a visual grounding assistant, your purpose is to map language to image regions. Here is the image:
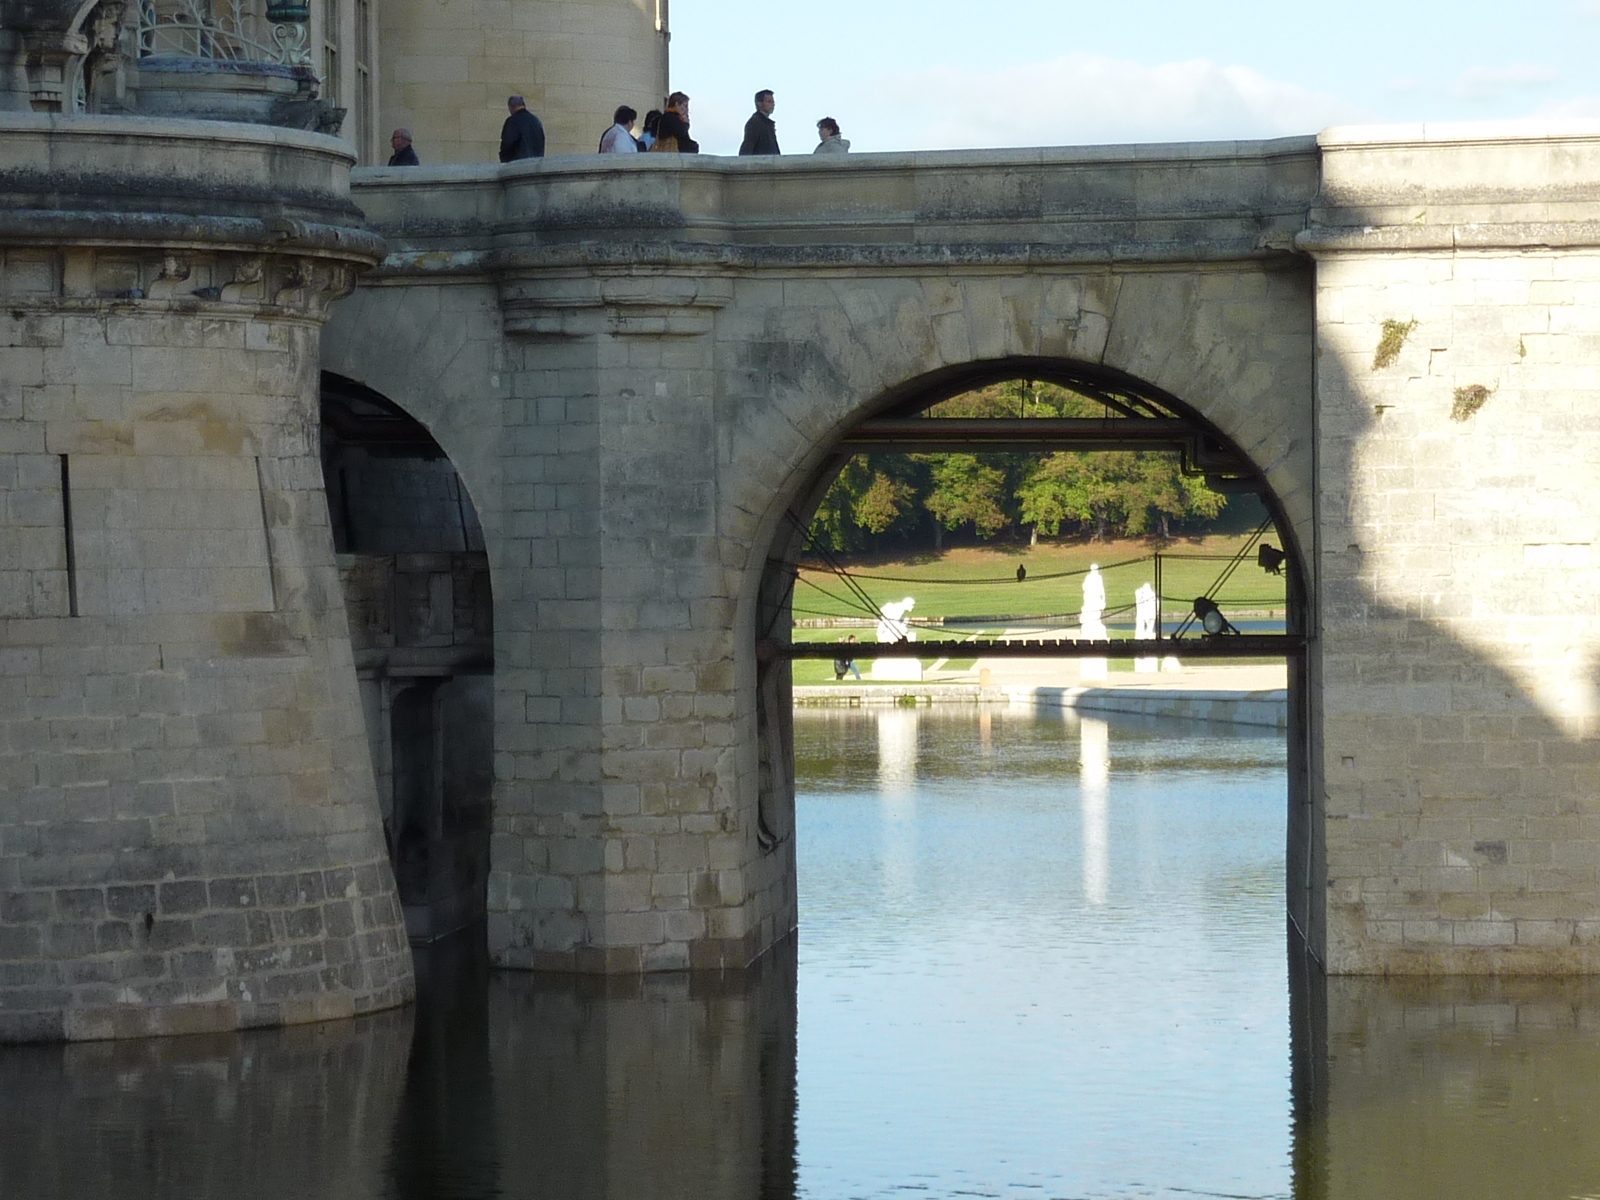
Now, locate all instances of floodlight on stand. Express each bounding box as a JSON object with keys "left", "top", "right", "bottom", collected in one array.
[
  {"left": 1192, "top": 596, "right": 1240, "bottom": 637},
  {"left": 1257, "top": 543, "right": 1285, "bottom": 575}
]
